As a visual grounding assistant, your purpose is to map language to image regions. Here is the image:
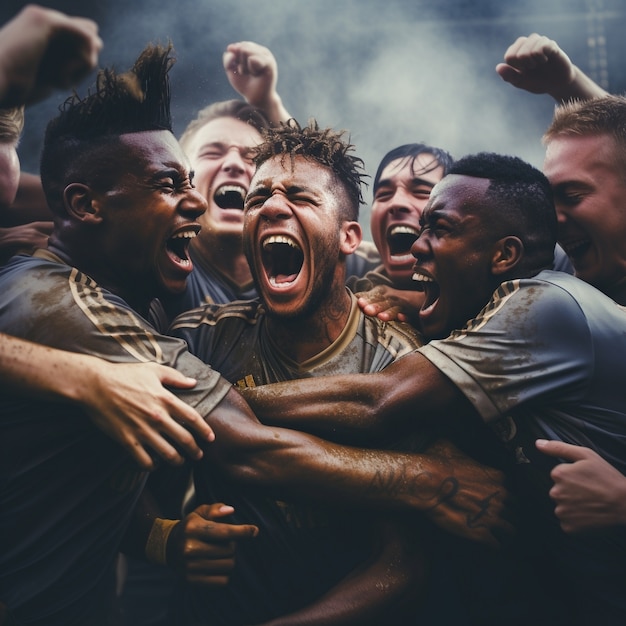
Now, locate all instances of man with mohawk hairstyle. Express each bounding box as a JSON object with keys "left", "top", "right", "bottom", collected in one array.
[
  {"left": 0, "top": 42, "right": 510, "bottom": 626},
  {"left": 0, "top": 42, "right": 257, "bottom": 626}
]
